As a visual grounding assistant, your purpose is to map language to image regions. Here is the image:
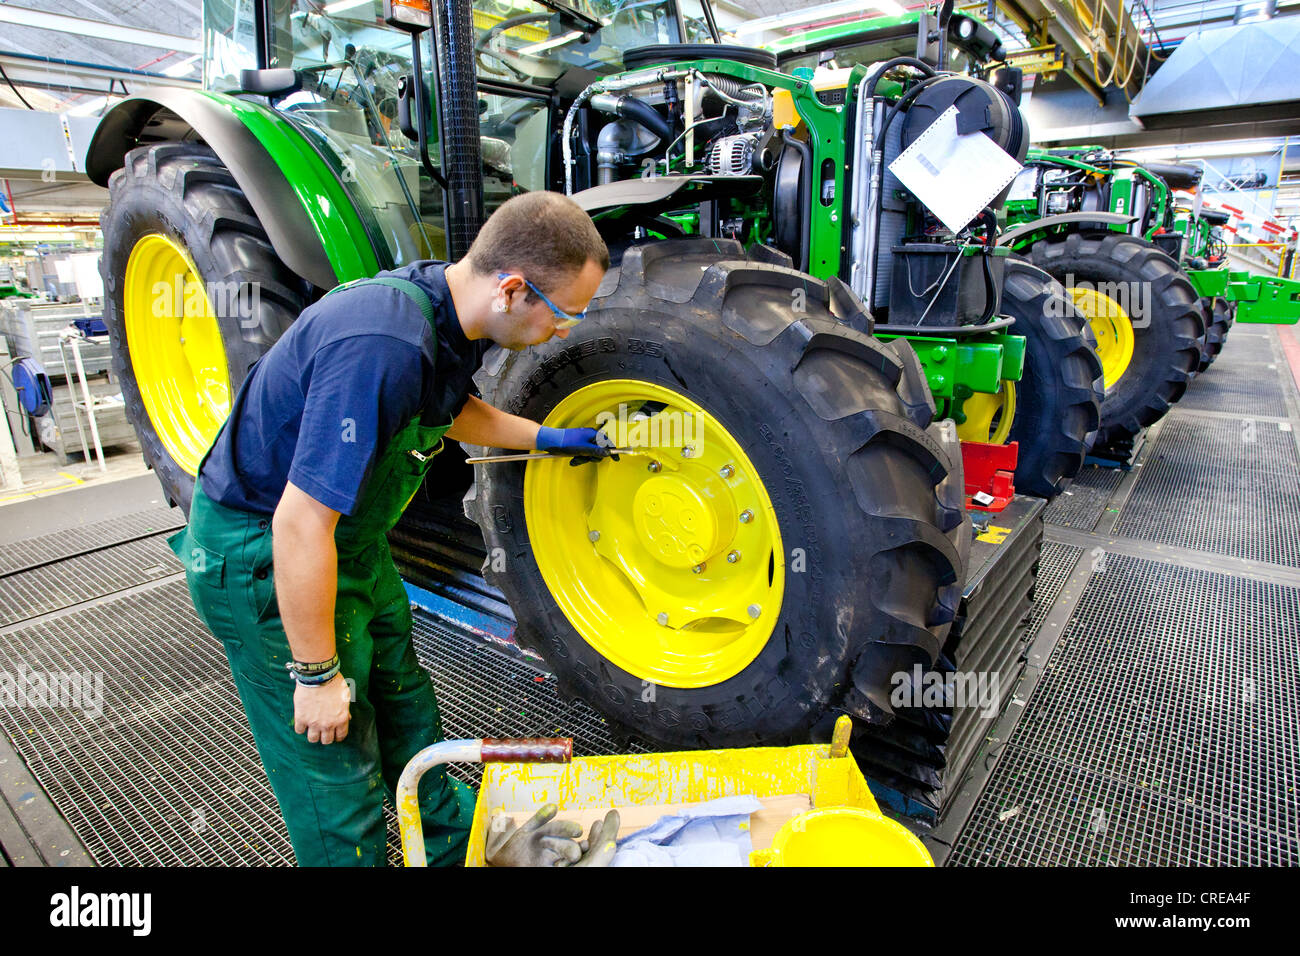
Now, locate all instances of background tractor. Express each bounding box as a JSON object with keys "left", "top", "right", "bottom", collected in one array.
[
  {"left": 1171, "top": 193, "right": 1300, "bottom": 370},
  {"left": 759, "top": 4, "right": 1103, "bottom": 501},
  {"left": 86, "top": 0, "right": 1067, "bottom": 819},
  {"left": 1002, "top": 147, "right": 1206, "bottom": 458},
  {"left": 1006, "top": 146, "right": 1300, "bottom": 442}
]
